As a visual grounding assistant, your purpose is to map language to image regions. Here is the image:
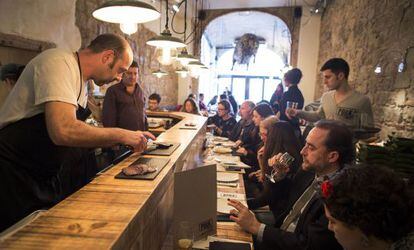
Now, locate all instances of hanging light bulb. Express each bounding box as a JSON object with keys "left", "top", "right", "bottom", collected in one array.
[
  {"left": 146, "top": 0, "right": 186, "bottom": 52},
  {"left": 176, "top": 48, "right": 198, "bottom": 66},
  {"left": 398, "top": 60, "right": 405, "bottom": 73},
  {"left": 175, "top": 67, "right": 189, "bottom": 78},
  {"left": 119, "top": 23, "right": 138, "bottom": 35},
  {"left": 152, "top": 69, "right": 168, "bottom": 78},
  {"left": 374, "top": 64, "right": 382, "bottom": 74},
  {"left": 92, "top": 1, "right": 160, "bottom": 24},
  {"left": 155, "top": 47, "right": 177, "bottom": 65}
]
